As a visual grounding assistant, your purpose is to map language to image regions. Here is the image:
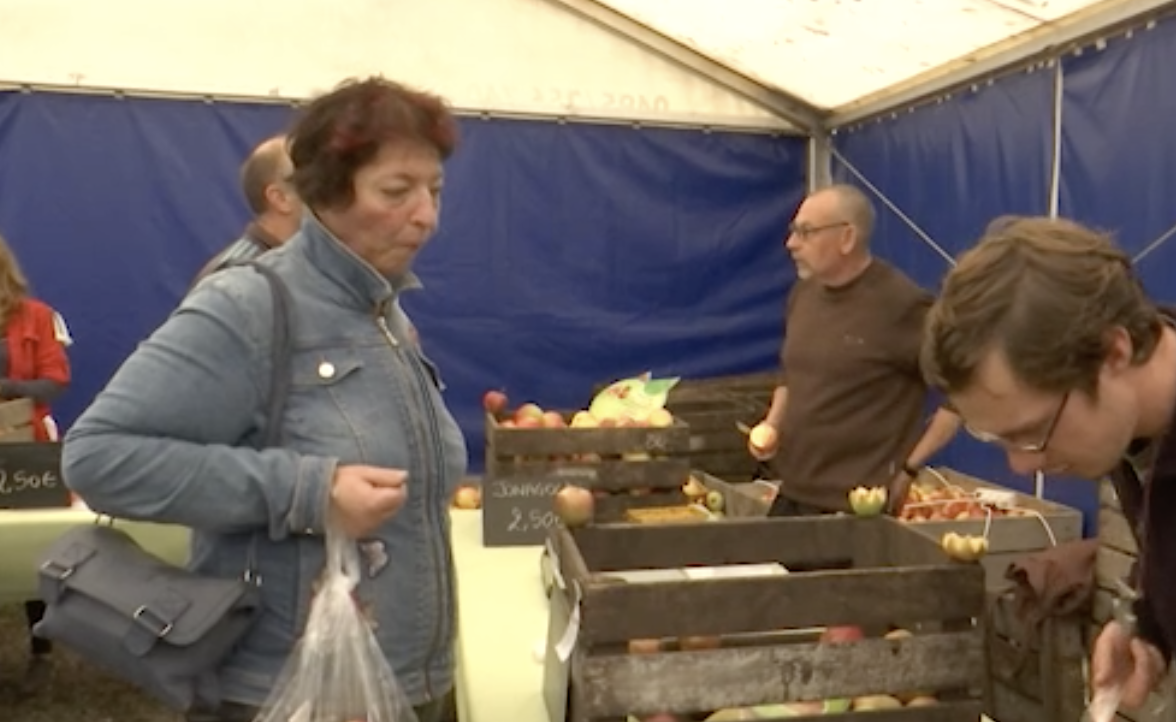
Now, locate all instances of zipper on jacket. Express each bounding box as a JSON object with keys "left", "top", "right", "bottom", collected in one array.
[{"left": 376, "top": 309, "right": 448, "bottom": 702}]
